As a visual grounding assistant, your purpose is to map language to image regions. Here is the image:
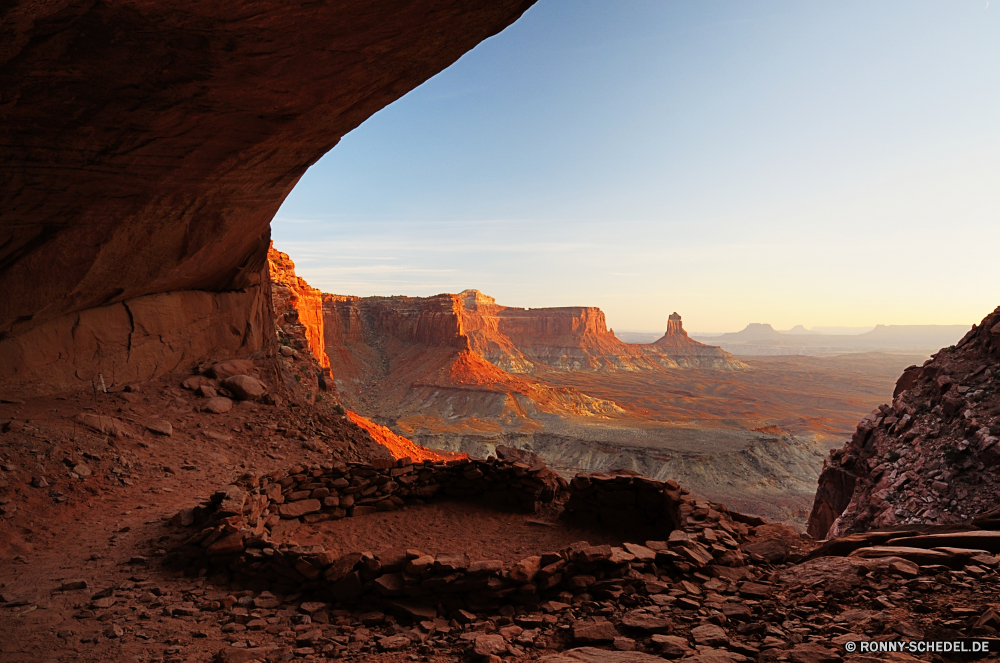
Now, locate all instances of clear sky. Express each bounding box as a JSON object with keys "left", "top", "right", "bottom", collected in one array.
[{"left": 273, "top": 0, "right": 999, "bottom": 334}]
